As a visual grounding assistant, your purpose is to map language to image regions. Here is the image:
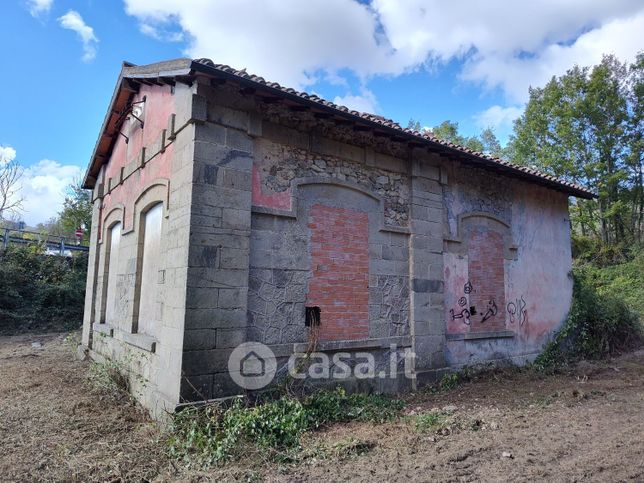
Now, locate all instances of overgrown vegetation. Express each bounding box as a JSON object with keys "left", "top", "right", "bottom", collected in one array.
[
  {"left": 168, "top": 387, "right": 404, "bottom": 466},
  {"left": 86, "top": 359, "right": 131, "bottom": 401},
  {"left": 535, "top": 265, "right": 642, "bottom": 370},
  {"left": 414, "top": 410, "right": 451, "bottom": 433},
  {"left": 435, "top": 372, "right": 462, "bottom": 392},
  {"left": 573, "top": 242, "right": 644, "bottom": 317},
  {"left": 0, "top": 244, "right": 88, "bottom": 334}
]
